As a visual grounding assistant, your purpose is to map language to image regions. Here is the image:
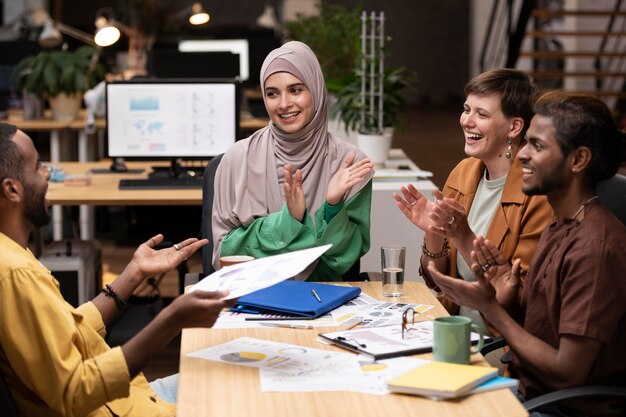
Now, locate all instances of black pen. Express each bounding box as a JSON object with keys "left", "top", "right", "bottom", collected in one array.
[
  {"left": 311, "top": 289, "right": 322, "bottom": 303},
  {"left": 245, "top": 317, "right": 312, "bottom": 321}
]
